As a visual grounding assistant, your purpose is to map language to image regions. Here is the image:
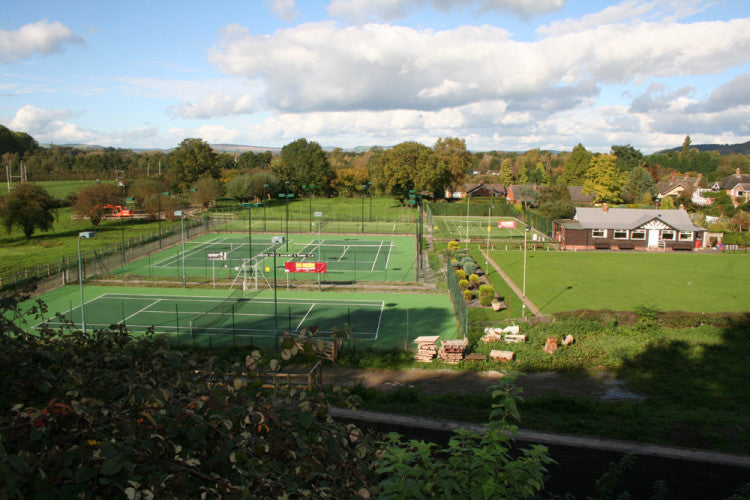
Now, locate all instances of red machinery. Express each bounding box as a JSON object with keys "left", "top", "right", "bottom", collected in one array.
[{"left": 101, "top": 204, "right": 132, "bottom": 217}]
